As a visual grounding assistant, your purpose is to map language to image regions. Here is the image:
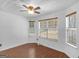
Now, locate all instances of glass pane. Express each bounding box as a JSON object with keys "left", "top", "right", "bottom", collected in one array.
[
  {"left": 48, "top": 29, "right": 58, "bottom": 40},
  {"left": 48, "top": 19, "right": 57, "bottom": 28},
  {"left": 67, "top": 30, "right": 76, "bottom": 46},
  {"left": 66, "top": 17, "right": 69, "bottom": 28},
  {"left": 48, "top": 19, "right": 58, "bottom": 41},
  {"left": 69, "top": 15, "right": 76, "bottom": 28},
  {"left": 40, "top": 29, "right": 47, "bottom": 39},
  {"left": 39, "top": 20, "right": 47, "bottom": 39},
  {"left": 29, "top": 21, "right": 35, "bottom": 33}
]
